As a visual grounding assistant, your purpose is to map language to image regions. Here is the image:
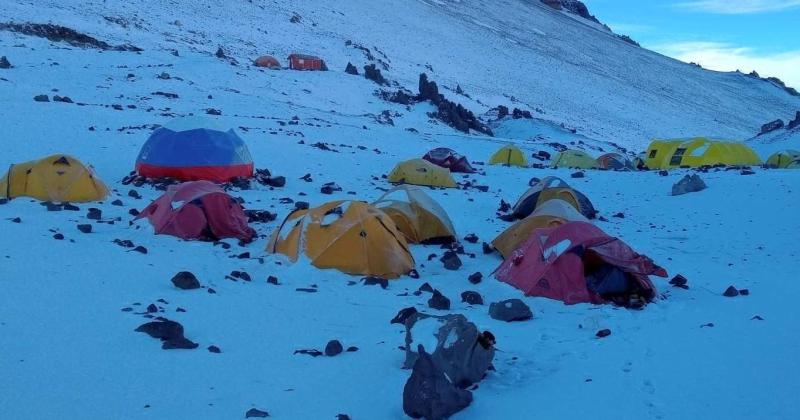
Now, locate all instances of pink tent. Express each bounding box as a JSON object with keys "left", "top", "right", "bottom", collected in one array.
[
  {"left": 494, "top": 221, "right": 666, "bottom": 306},
  {"left": 136, "top": 181, "right": 255, "bottom": 243}
]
